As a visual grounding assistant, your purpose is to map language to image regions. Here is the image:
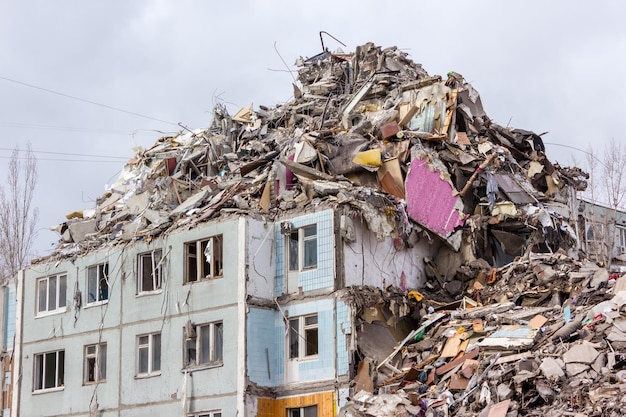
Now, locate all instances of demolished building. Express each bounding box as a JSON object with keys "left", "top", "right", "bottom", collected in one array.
[{"left": 13, "top": 41, "right": 620, "bottom": 417}]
